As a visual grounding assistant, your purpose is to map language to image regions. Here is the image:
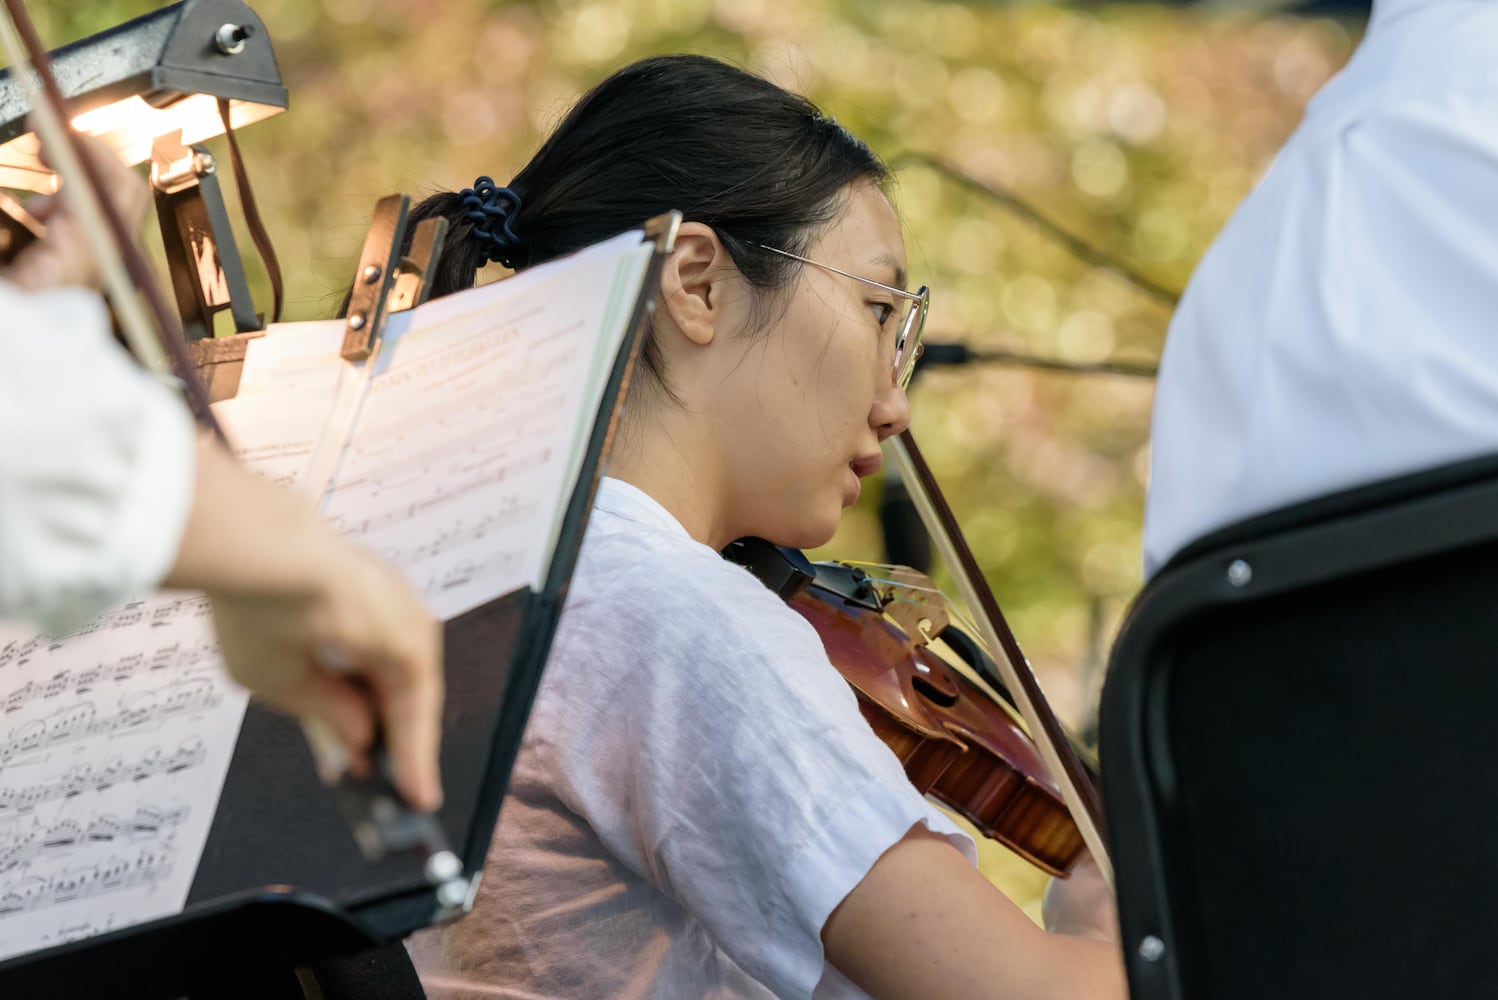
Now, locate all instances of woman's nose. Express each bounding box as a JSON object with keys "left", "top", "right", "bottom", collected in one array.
[{"left": 871, "top": 383, "right": 912, "bottom": 442}]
